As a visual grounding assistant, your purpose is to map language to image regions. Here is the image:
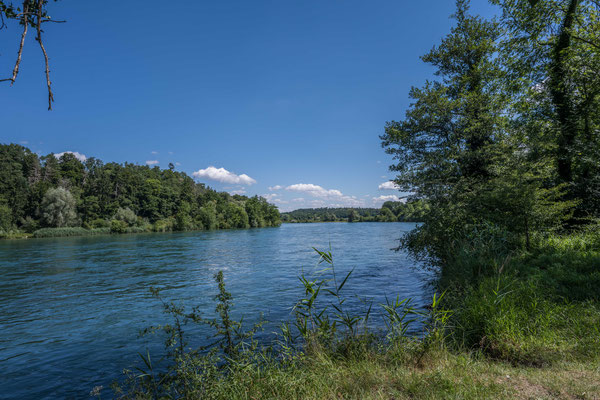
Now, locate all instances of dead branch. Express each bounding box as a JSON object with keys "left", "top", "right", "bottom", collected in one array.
[
  {"left": 34, "top": 0, "right": 53, "bottom": 110},
  {"left": 11, "top": 1, "right": 29, "bottom": 85},
  {"left": 0, "top": 1, "right": 29, "bottom": 85}
]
